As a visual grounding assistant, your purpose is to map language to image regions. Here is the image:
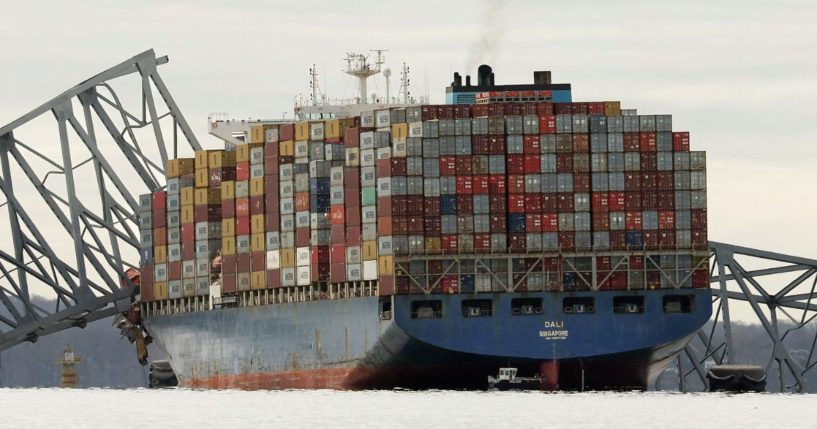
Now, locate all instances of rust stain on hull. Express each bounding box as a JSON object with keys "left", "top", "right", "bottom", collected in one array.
[{"left": 183, "top": 366, "right": 372, "bottom": 390}]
